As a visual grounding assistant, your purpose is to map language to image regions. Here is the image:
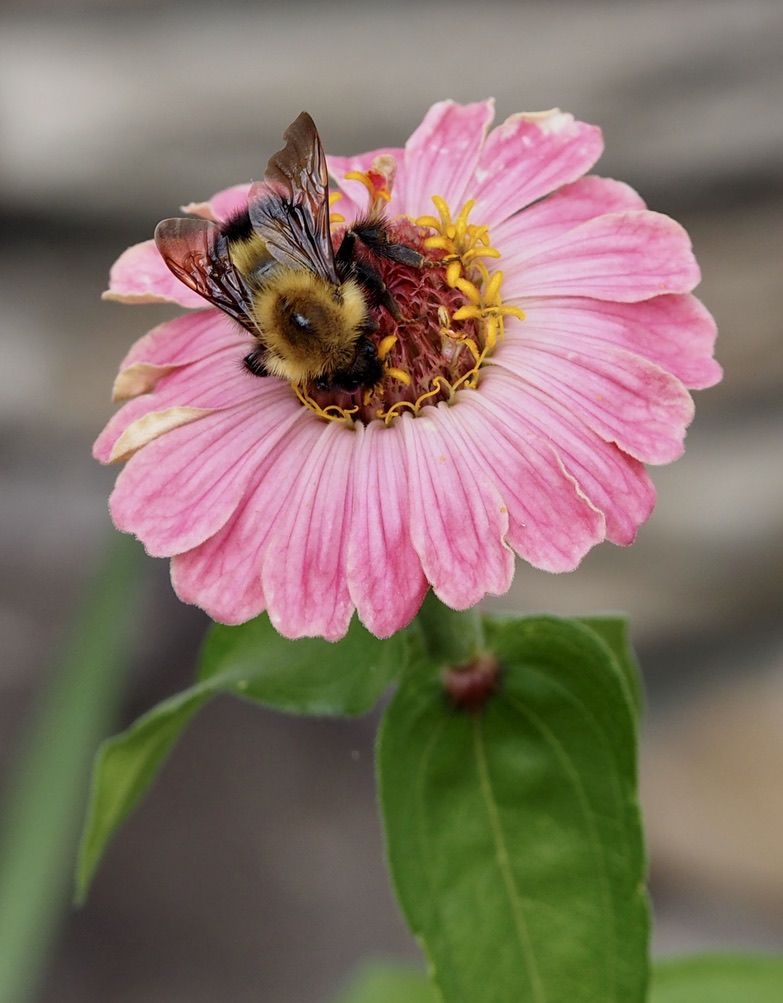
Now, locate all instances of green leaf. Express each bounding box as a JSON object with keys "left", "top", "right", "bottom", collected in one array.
[
  {"left": 199, "top": 613, "right": 407, "bottom": 716},
  {"left": 77, "top": 612, "right": 407, "bottom": 902},
  {"left": 577, "top": 615, "right": 644, "bottom": 718},
  {"left": 651, "top": 954, "right": 783, "bottom": 1002},
  {"left": 331, "top": 961, "right": 437, "bottom": 1003},
  {"left": 75, "top": 682, "right": 214, "bottom": 903},
  {"left": 378, "top": 614, "right": 648, "bottom": 1003}
]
